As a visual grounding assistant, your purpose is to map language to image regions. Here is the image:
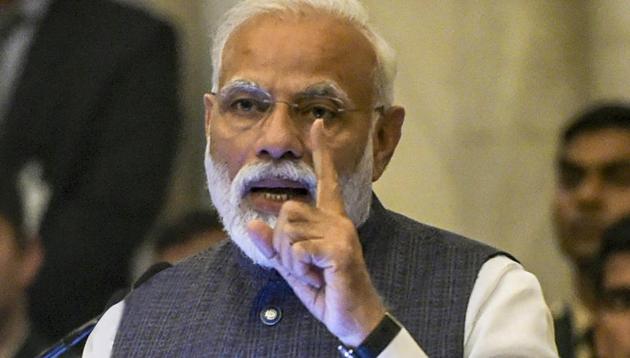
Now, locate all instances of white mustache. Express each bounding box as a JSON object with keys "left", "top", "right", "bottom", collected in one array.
[{"left": 231, "top": 160, "right": 318, "bottom": 200}]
